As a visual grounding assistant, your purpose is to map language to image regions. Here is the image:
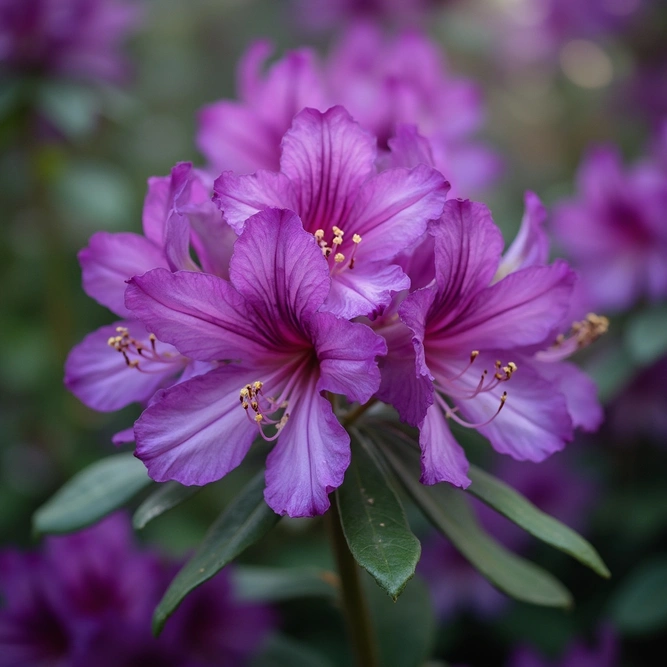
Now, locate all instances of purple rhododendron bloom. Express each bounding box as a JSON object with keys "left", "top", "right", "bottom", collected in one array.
[
  {"left": 378, "top": 196, "right": 604, "bottom": 487},
  {"left": 552, "top": 144, "right": 667, "bottom": 312},
  {"left": 0, "top": 0, "right": 140, "bottom": 83},
  {"left": 0, "top": 514, "right": 275, "bottom": 666},
  {"left": 214, "top": 105, "right": 449, "bottom": 320},
  {"left": 125, "top": 207, "right": 387, "bottom": 517},
  {"left": 65, "top": 162, "right": 233, "bottom": 414},
  {"left": 198, "top": 30, "right": 499, "bottom": 197}
]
